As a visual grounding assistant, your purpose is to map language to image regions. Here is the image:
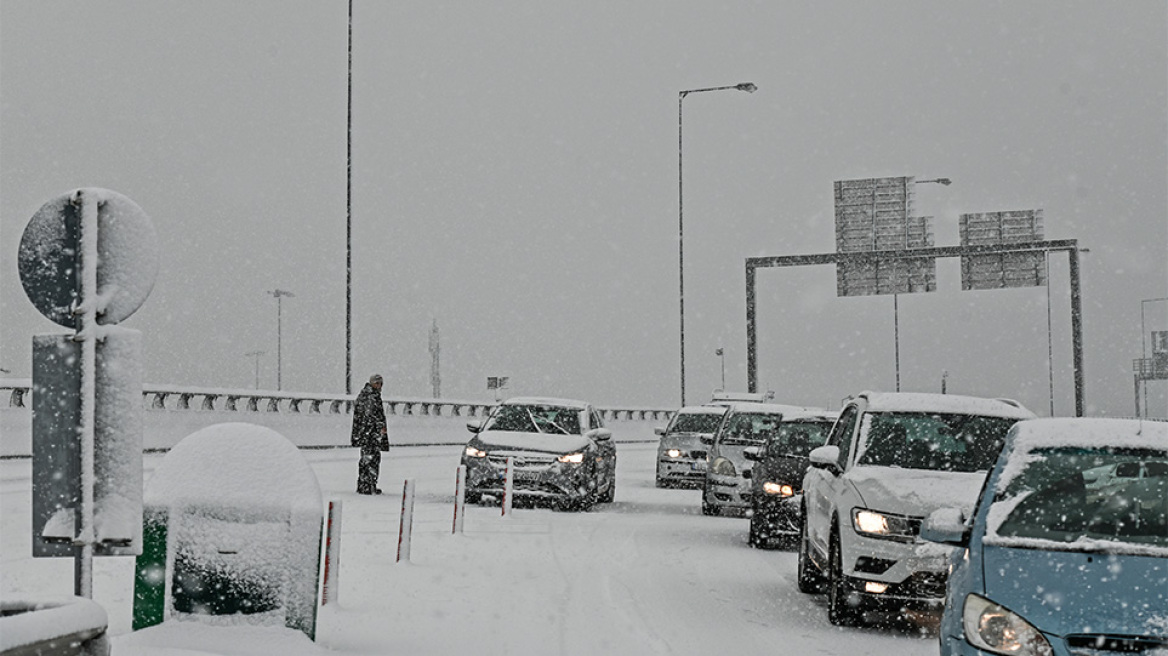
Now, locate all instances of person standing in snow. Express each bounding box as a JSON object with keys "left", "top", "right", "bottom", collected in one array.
[{"left": 352, "top": 373, "right": 389, "bottom": 495}]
